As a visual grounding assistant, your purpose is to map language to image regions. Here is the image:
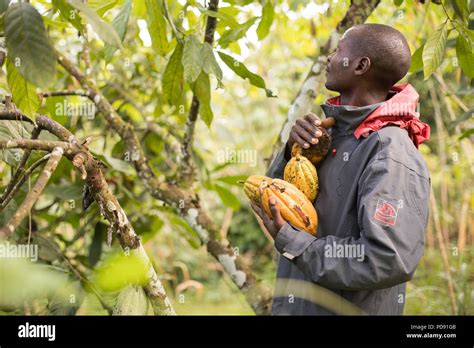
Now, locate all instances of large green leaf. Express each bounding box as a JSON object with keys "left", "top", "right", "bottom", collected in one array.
[
  {"left": 218, "top": 51, "right": 275, "bottom": 97},
  {"left": 213, "top": 183, "right": 240, "bottom": 210},
  {"left": 409, "top": 44, "right": 424, "bottom": 73},
  {"left": 105, "top": 0, "right": 132, "bottom": 62},
  {"left": 257, "top": 0, "right": 274, "bottom": 40},
  {"left": 456, "top": 34, "right": 474, "bottom": 79},
  {"left": 6, "top": 59, "right": 40, "bottom": 120},
  {"left": 68, "top": 0, "right": 122, "bottom": 47},
  {"left": 145, "top": 0, "right": 169, "bottom": 56},
  {"left": 200, "top": 42, "right": 223, "bottom": 83},
  {"left": 4, "top": 3, "right": 56, "bottom": 88},
  {"left": 422, "top": 22, "right": 448, "bottom": 79},
  {"left": 218, "top": 18, "right": 257, "bottom": 48},
  {"left": 162, "top": 43, "right": 184, "bottom": 108},
  {"left": 182, "top": 35, "right": 203, "bottom": 82},
  {"left": 192, "top": 72, "right": 213, "bottom": 127},
  {"left": 52, "top": 0, "right": 83, "bottom": 32}
]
